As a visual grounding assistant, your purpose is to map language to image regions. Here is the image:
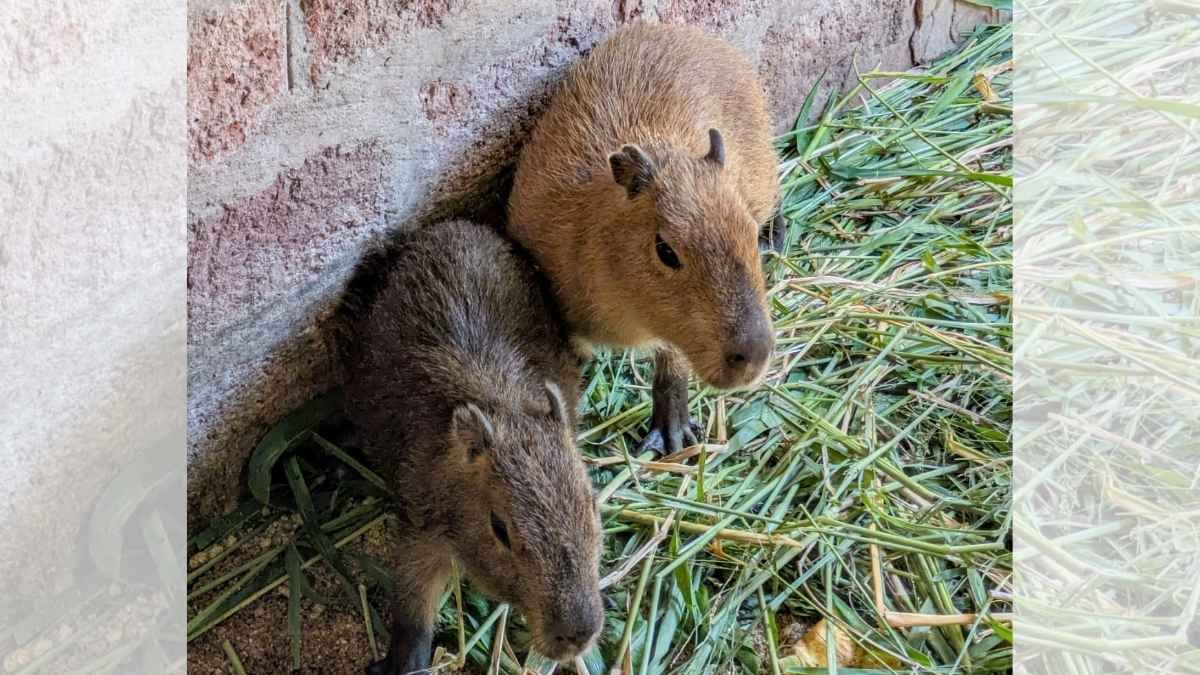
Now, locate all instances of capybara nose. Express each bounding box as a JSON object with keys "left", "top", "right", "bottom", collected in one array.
[
  {"left": 548, "top": 605, "right": 602, "bottom": 657},
  {"left": 553, "top": 625, "right": 595, "bottom": 646},
  {"left": 723, "top": 317, "right": 773, "bottom": 386}
]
